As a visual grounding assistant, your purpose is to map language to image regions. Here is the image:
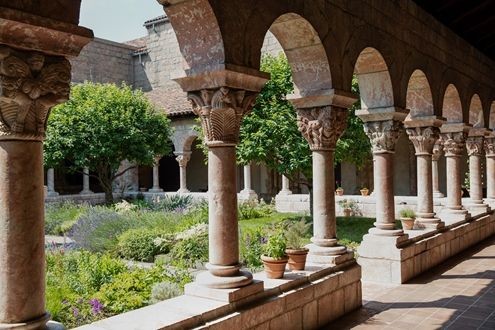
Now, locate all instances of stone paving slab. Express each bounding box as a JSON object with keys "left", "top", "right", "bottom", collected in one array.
[{"left": 329, "top": 236, "right": 495, "bottom": 329}]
